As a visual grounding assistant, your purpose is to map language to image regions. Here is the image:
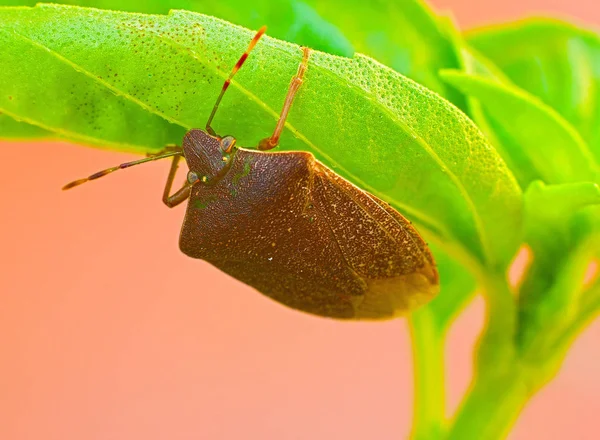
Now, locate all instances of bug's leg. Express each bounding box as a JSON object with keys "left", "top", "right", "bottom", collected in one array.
[
  {"left": 205, "top": 26, "right": 267, "bottom": 137},
  {"left": 258, "top": 47, "right": 311, "bottom": 151},
  {"left": 162, "top": 154, "right": 192, "bottom": 208}
]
